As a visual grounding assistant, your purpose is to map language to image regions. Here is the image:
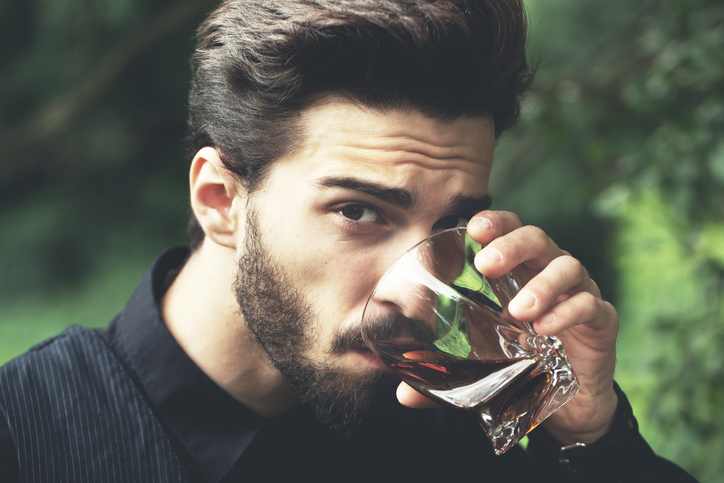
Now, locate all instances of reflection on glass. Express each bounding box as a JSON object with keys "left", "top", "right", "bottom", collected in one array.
[{"left": 362, "top": 227, "right": 579, "bottom": 454}]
